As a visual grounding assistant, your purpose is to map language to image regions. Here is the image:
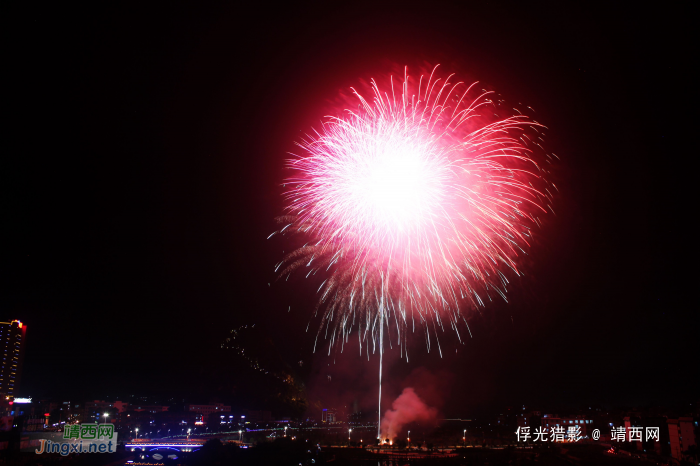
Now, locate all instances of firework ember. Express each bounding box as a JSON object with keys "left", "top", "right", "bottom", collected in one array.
[{"left": 273, "top": 65, "right": 554, "bottom": 436}]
